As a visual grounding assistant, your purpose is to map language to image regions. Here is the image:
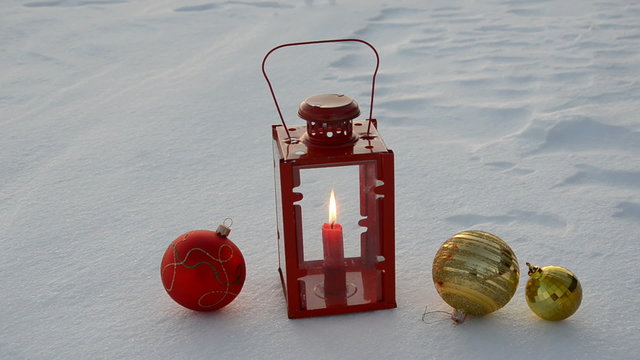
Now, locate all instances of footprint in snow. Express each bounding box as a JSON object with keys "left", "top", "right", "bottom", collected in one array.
[
  {"left": 613, "top": 202, "right": 640, "bottom": 221},
  {"left": 175, "top": 1, "right": 292, "bottom": 12},
  {"left": 555, "top": 164, "right": 640, "bottom": 190},
  {"left": 445, "top": 209, "right": 566, "bottom": 228},
  {"left": 24, "top": 0, "right": 126, "bottom": 7}
]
